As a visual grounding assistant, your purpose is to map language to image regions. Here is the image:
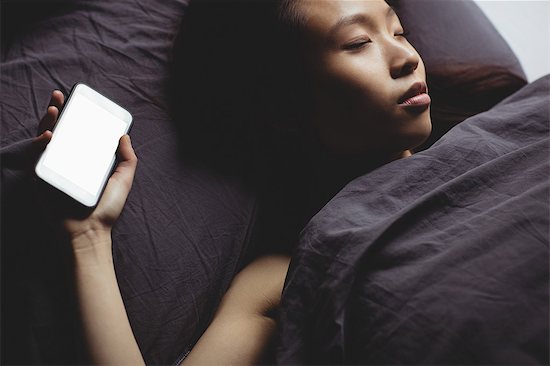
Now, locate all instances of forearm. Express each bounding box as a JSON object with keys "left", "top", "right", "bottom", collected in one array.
[{"left": 72, "top": 233, "right": 144, "bottom": 366}]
